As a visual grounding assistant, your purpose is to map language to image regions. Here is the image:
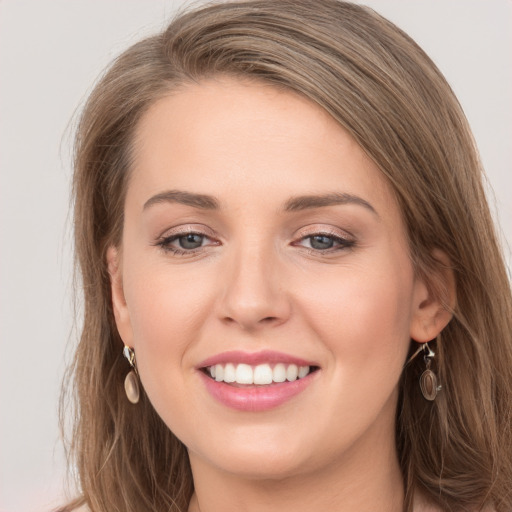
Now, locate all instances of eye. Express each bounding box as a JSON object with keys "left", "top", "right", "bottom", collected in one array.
[
  {"left": 294, "top": 232, "right": 355, "bottom": 253},
  {"left": 155, "top": 230, "right": 218, "bottom": 255},
  {"left": 176, "top": 233, "right": 205, "bottom": 250},
  {"left": 308, "top": 235, "right": 337, "bottom": 250}
]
